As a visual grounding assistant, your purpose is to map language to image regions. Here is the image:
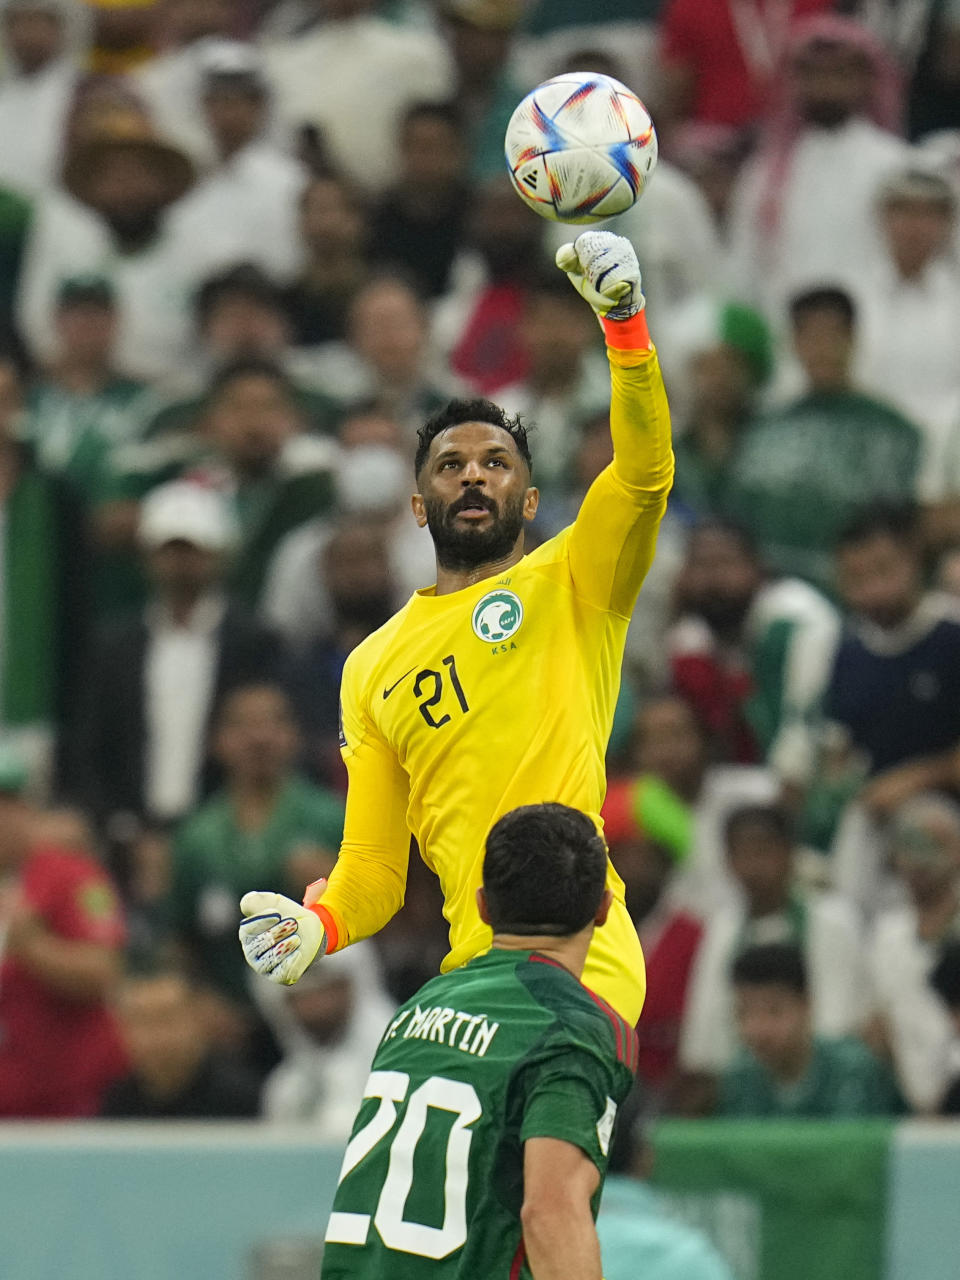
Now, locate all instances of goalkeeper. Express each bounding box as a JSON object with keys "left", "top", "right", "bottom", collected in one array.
[{"left": 240, "top": 231, "right": 673, "bottom": 1026}]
